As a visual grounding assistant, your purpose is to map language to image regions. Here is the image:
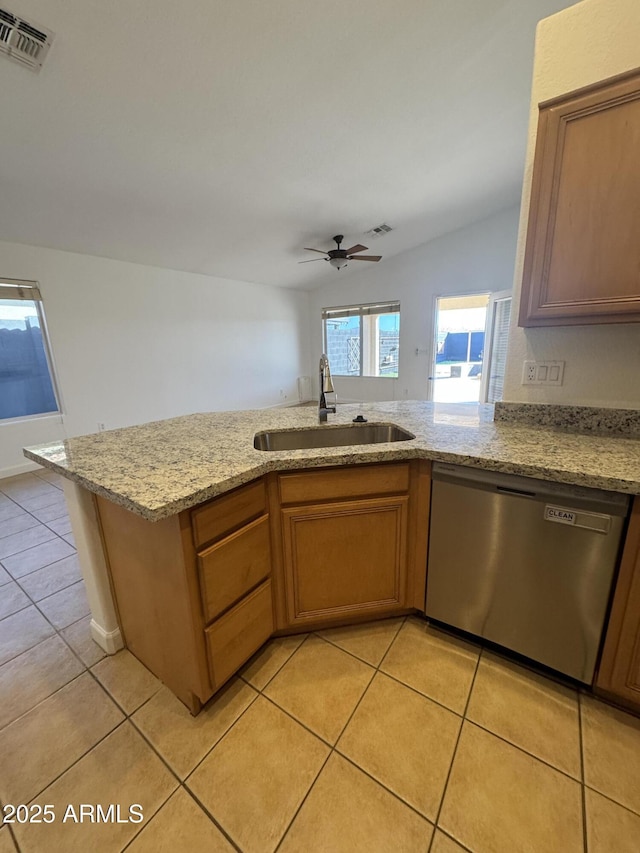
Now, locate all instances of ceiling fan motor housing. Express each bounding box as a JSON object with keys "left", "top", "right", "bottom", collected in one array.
[{"left": 328, "top": 235, "right": 347, "bottom": 259}]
